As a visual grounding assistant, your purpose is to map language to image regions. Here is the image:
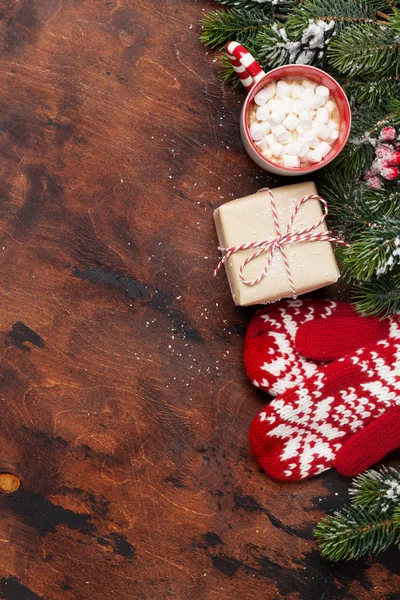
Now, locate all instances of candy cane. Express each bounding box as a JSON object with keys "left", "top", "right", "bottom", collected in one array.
[{"left": 225, "top": 42, "right": 265, "bottom": 92}]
